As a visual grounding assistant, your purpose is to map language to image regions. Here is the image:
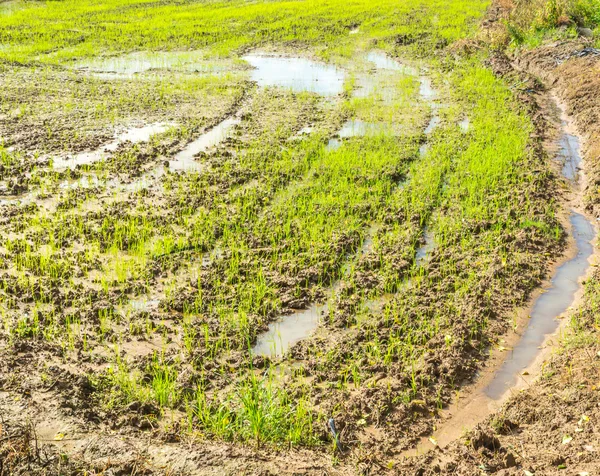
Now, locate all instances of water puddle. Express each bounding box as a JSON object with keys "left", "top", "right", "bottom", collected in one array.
[
  {"left": 325, "top": 120, "right": 386, "bottom": 151},
  {"left": 58, "top": 174, "right": 109, "bottom": 190},
  {"left": 338, "top": 120, "right": 384, "bottom": 138},
  {"left": 243, "top": 54, "right": 345, "bottom": 96},
  {"left": 53, "top": 123, "right": 172, "bottom": 169},
  {"left": 486, "top": 211, "right": 594, "bottom": 398},
  {"left": 326, "top": 138, "right": 342, "bottom": 151},
  {"left": 424, "top": 116, "right": 440, "bottom": 135},
  {"left": 359, "top": 227, "right": 377, "bottom": 255},
  {"left": 419, "top": 77, "right": 436, "bottom": 102},
  {"left": 118, "top": 297, "right": 161, "bottom": 317},
  {"left": 352, "top": 78, "right": 396, "bottom": 103},
  {"left": 168, "top": 117, "right": 239, "bottom": 172},
  {"left": 366, "top": 51, "right": 418, "bottom": 75},
  {"left": 353, "top": 51, "right": 418, "bottom": 104},
  {"left": 415, "top": 228, "right": 436, "bottom": 267},
  {"left": 557, "top": 130, "right": 582, "bottom": 181},
  {"left": 485, "top": 116, "right": 592, "bottom": 398},
  {"left": 252, "top": 303, "right": 327, "bottom": 357},
  {"left": 289, "top": 126, "right": 315, "bottom": 142},
  {"left": 72, "top": 50, "right": 230, "bottom": 78}
]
